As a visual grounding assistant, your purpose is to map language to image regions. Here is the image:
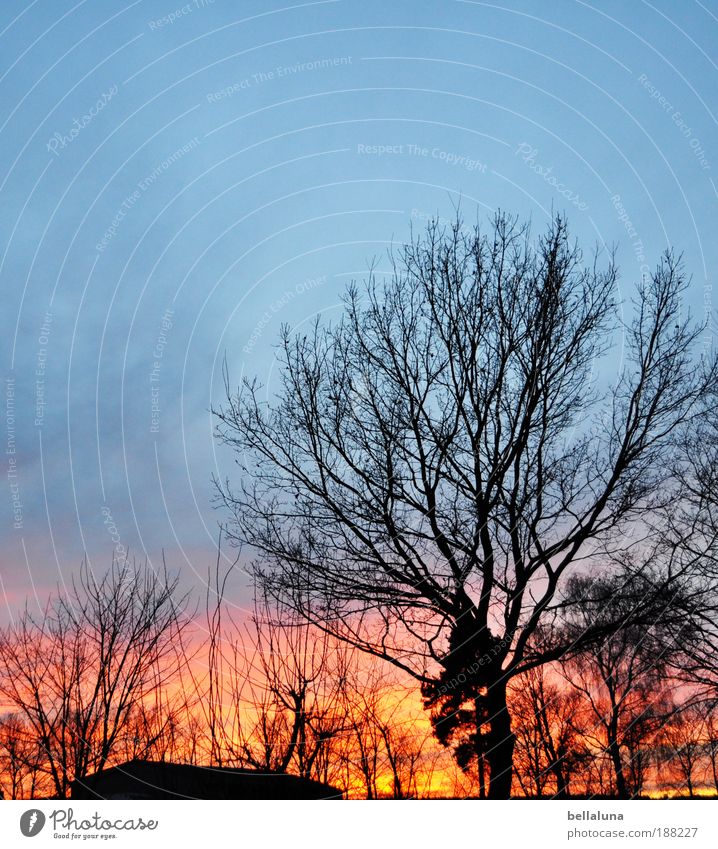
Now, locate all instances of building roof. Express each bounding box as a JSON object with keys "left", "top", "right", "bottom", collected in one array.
[{"left": 71, "top": 760, "right": 343, "bottom": 800}]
